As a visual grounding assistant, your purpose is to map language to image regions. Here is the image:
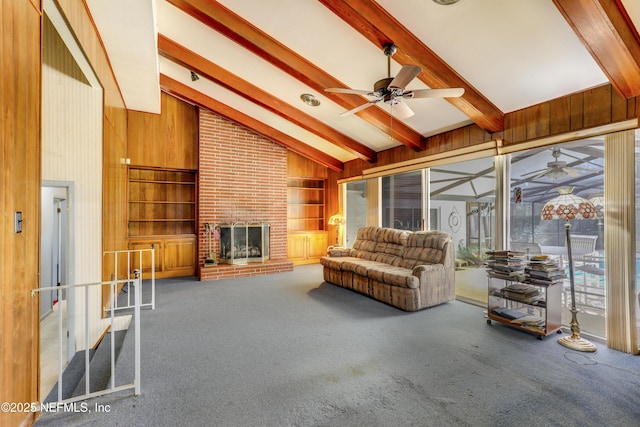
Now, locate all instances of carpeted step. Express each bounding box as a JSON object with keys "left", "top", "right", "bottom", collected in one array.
[
  {"left": 42, "top": 349, "right": 96, "bottom": 403},
  {"left": 70, "top": 330, "right": 127, "bottom": 397}
]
